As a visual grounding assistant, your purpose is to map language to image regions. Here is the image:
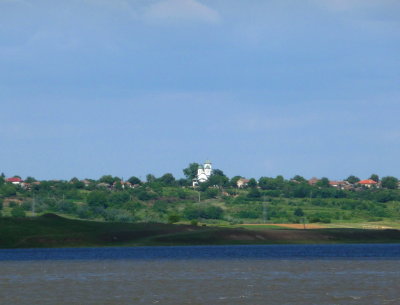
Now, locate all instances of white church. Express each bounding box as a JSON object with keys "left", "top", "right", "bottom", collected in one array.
[{"left": 192, "top": 160, "right": 212, "bottom": 186}]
